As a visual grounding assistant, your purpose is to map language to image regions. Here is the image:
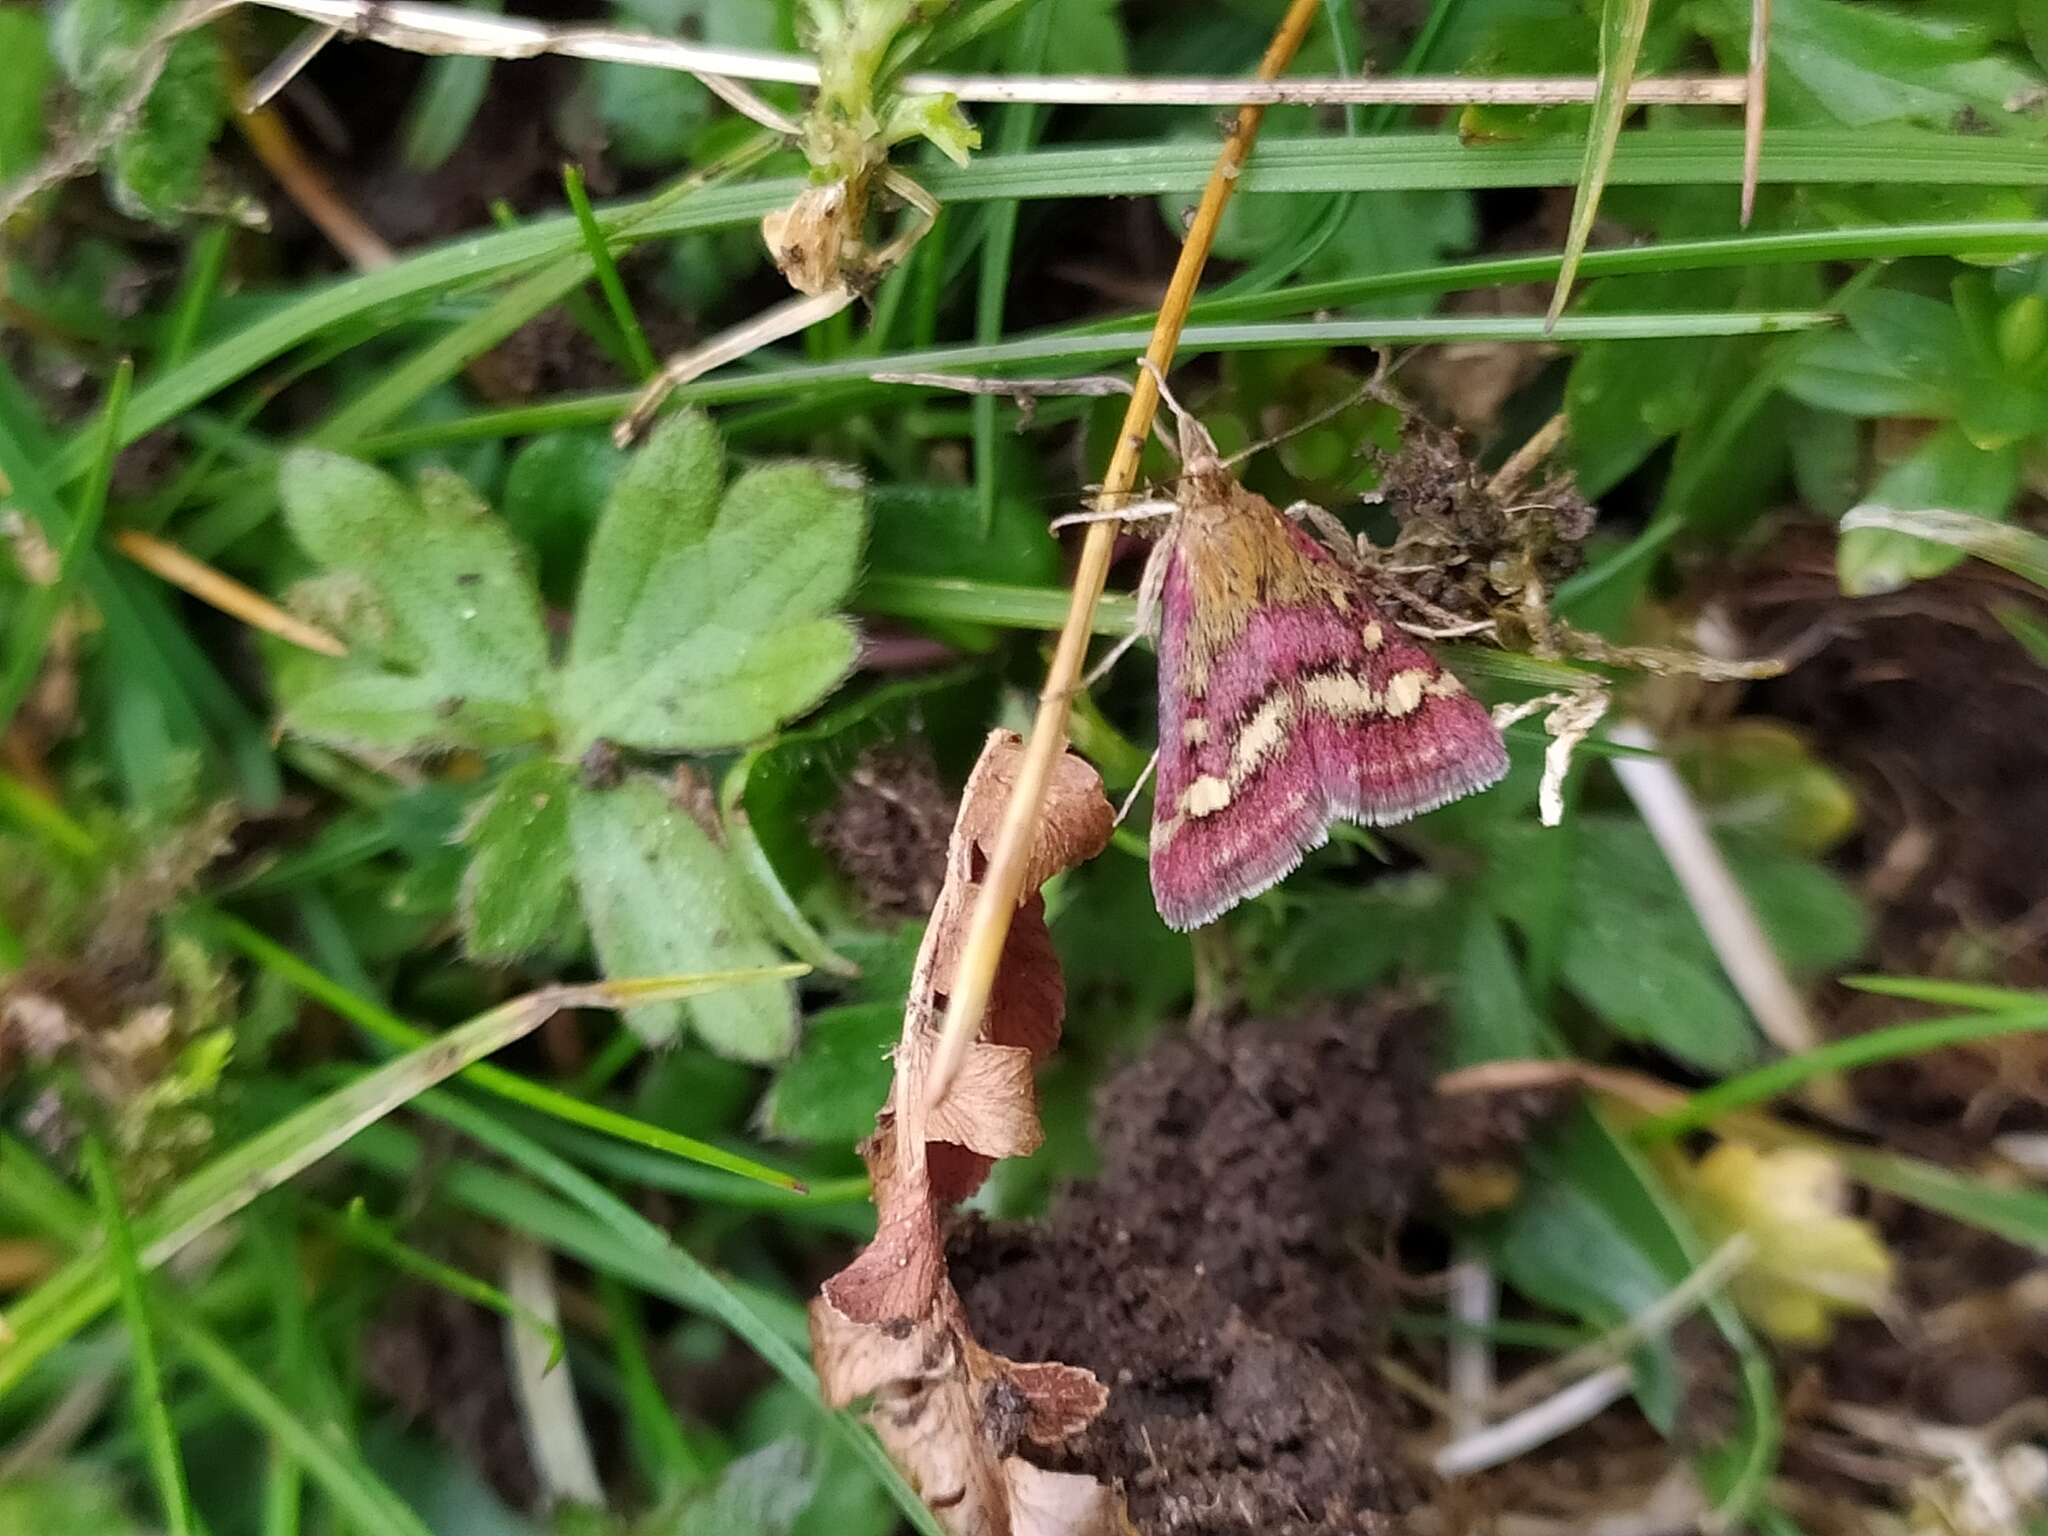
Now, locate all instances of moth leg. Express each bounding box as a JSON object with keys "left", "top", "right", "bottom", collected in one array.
[
  {"left": 1398, "top": 616, "right": 1498, "bottom": 640},
  {"left": 1081, "top": 533, "right": 1172, "bottom": 689},
  {"left": 1049, "top": 497, "right": 1178, "bottom": 532},
  {"left": 1113, "top": 750, "right": 1160, "bottom": 826},
  {"left": 1281, "top": 500, "right": 1367, "bottom": 570}
]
